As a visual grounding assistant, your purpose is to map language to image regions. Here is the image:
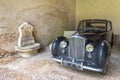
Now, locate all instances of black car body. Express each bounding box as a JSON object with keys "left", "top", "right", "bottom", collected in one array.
[{"left": 51, "top": 19, "right": 114, "bottom": 75}]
